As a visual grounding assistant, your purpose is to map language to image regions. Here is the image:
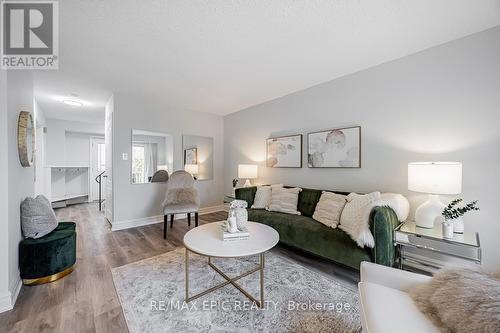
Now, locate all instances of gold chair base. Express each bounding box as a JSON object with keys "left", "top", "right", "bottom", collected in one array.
[{"left": 23, "top": 265, "right": 75, "bottom": 286}]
